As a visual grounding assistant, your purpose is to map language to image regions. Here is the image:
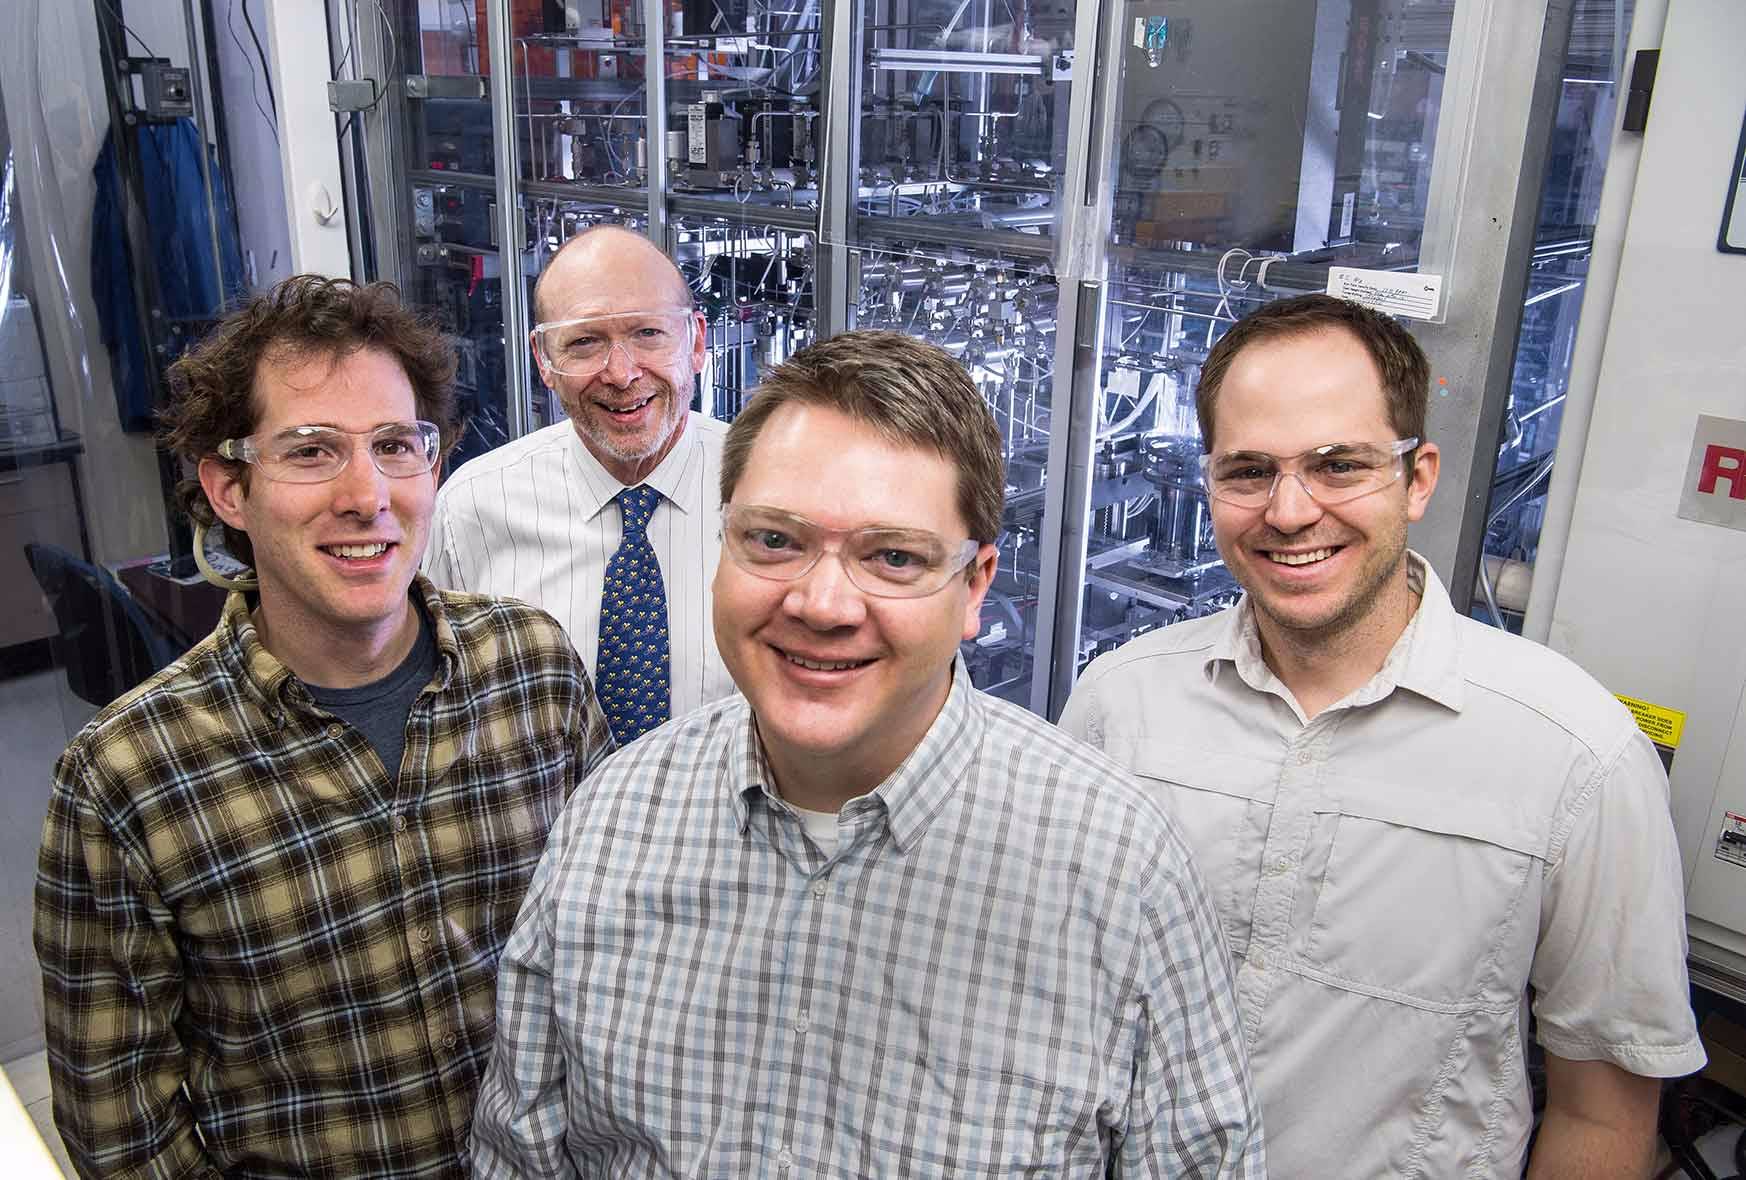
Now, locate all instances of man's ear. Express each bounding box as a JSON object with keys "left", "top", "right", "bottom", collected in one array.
[
  {"left": 960, "top": 543, "right": 1000, "bottom": 642},
  {"left": 1406, "top": 441, "right": 1440, "bottom": 523},
  {"left": 689, "top": 310, "right": 708, "bottom": 373},
  {"left": 198, "top": 456, "right": 250, "bottom": 531},
  {"left": 529, "top": 330, "right": 557, "bottom": 390}
]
